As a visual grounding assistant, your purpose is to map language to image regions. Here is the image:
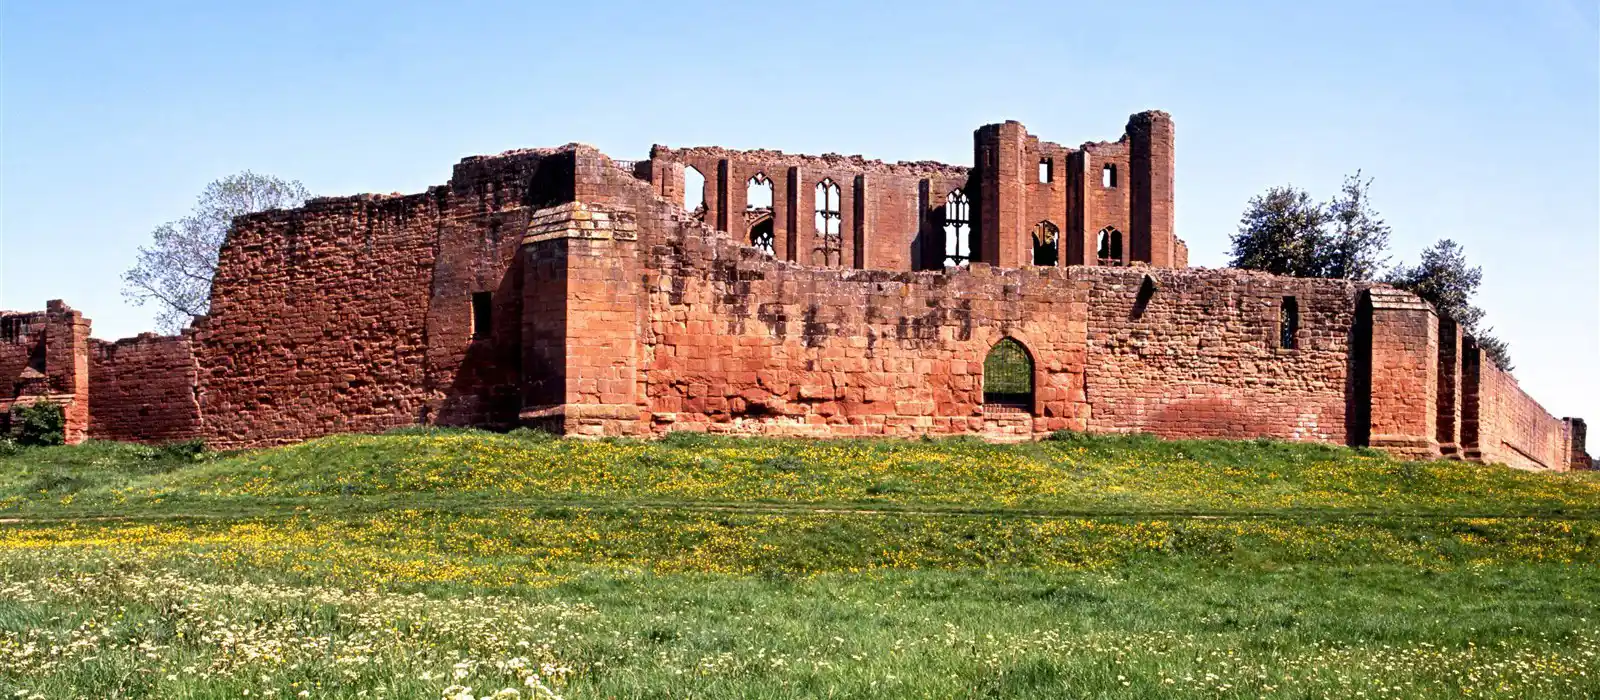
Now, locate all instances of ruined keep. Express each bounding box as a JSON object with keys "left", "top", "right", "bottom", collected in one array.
[{"left": 3, "top": 111, "right": 1589, "bottom": 471}]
